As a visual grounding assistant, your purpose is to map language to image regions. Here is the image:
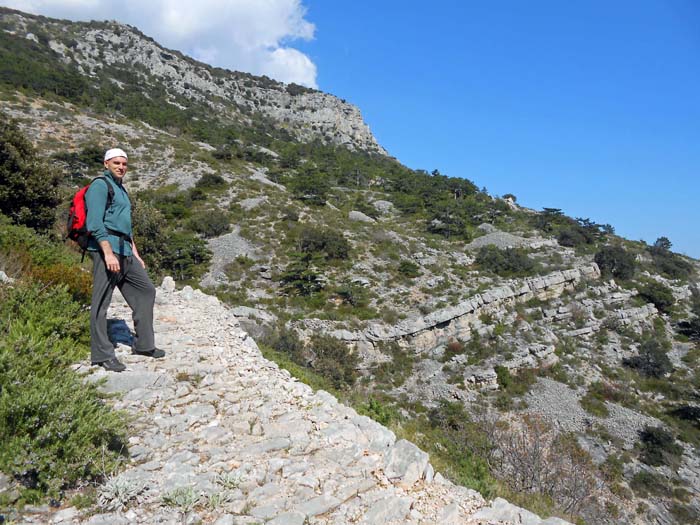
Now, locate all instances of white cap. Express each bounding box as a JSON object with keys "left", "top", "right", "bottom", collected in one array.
[{"left": 104, "top": 148, "right": 128, "bottom": 162}]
